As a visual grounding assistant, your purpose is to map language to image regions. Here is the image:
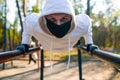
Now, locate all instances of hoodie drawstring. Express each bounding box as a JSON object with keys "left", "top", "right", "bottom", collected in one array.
[
  {"left": 67, "top": 35, "right": 71, "bottom": 69},
  {"left": 49, "top": 35, "right": 71, "bottom": 70},
  {"left": 50, "top": 38, "right": 53, "bottom": 70}
]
